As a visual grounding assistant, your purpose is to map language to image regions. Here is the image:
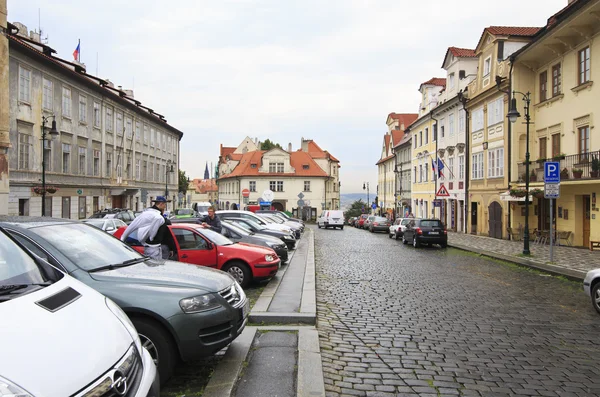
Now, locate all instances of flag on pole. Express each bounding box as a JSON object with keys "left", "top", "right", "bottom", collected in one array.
[
  {"left": 73, "top": 40, "right": 80, "bottom": 61},
  {"left": 431, "top": 158, "right": 437, "bottom": 175},
  {"left": 437, "top": 158, "right": 445, "bottom": 178}
]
